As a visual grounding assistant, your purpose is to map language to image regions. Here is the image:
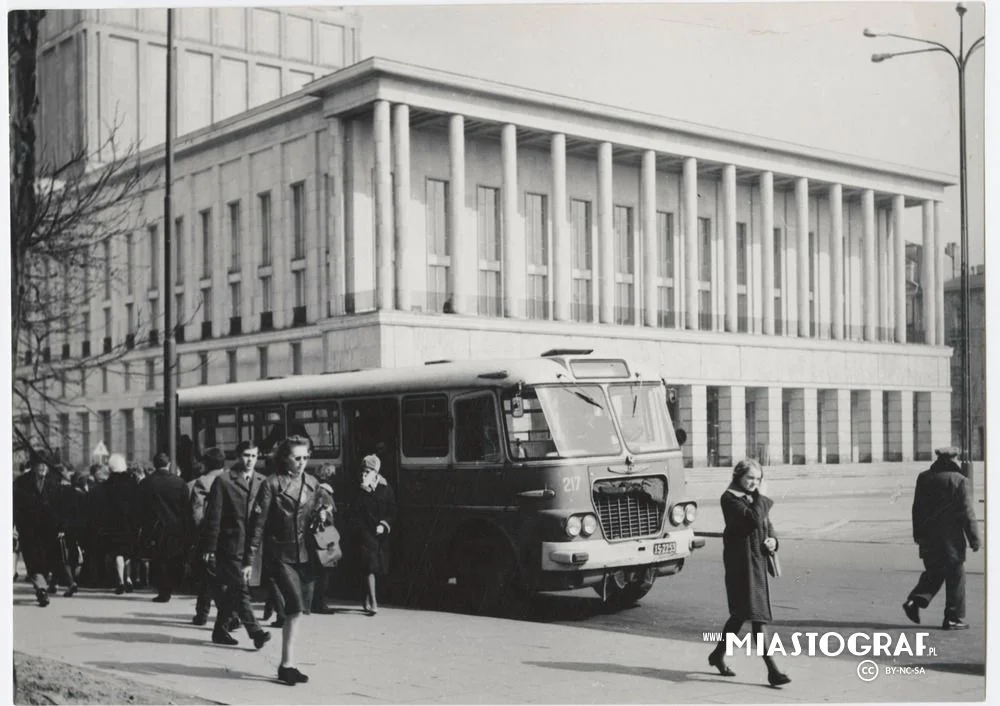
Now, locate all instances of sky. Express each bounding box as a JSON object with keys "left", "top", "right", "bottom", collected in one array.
[{"left": 354, "top": 1, "right": 988, "bottom": 269}]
